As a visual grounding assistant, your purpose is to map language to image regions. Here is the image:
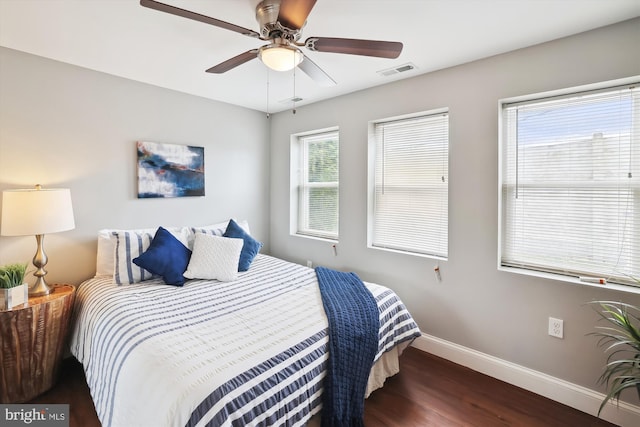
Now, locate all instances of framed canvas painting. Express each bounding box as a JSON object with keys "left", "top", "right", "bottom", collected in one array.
[{"left": 137, "top": 141, "right": 205, "bottom": 198}]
